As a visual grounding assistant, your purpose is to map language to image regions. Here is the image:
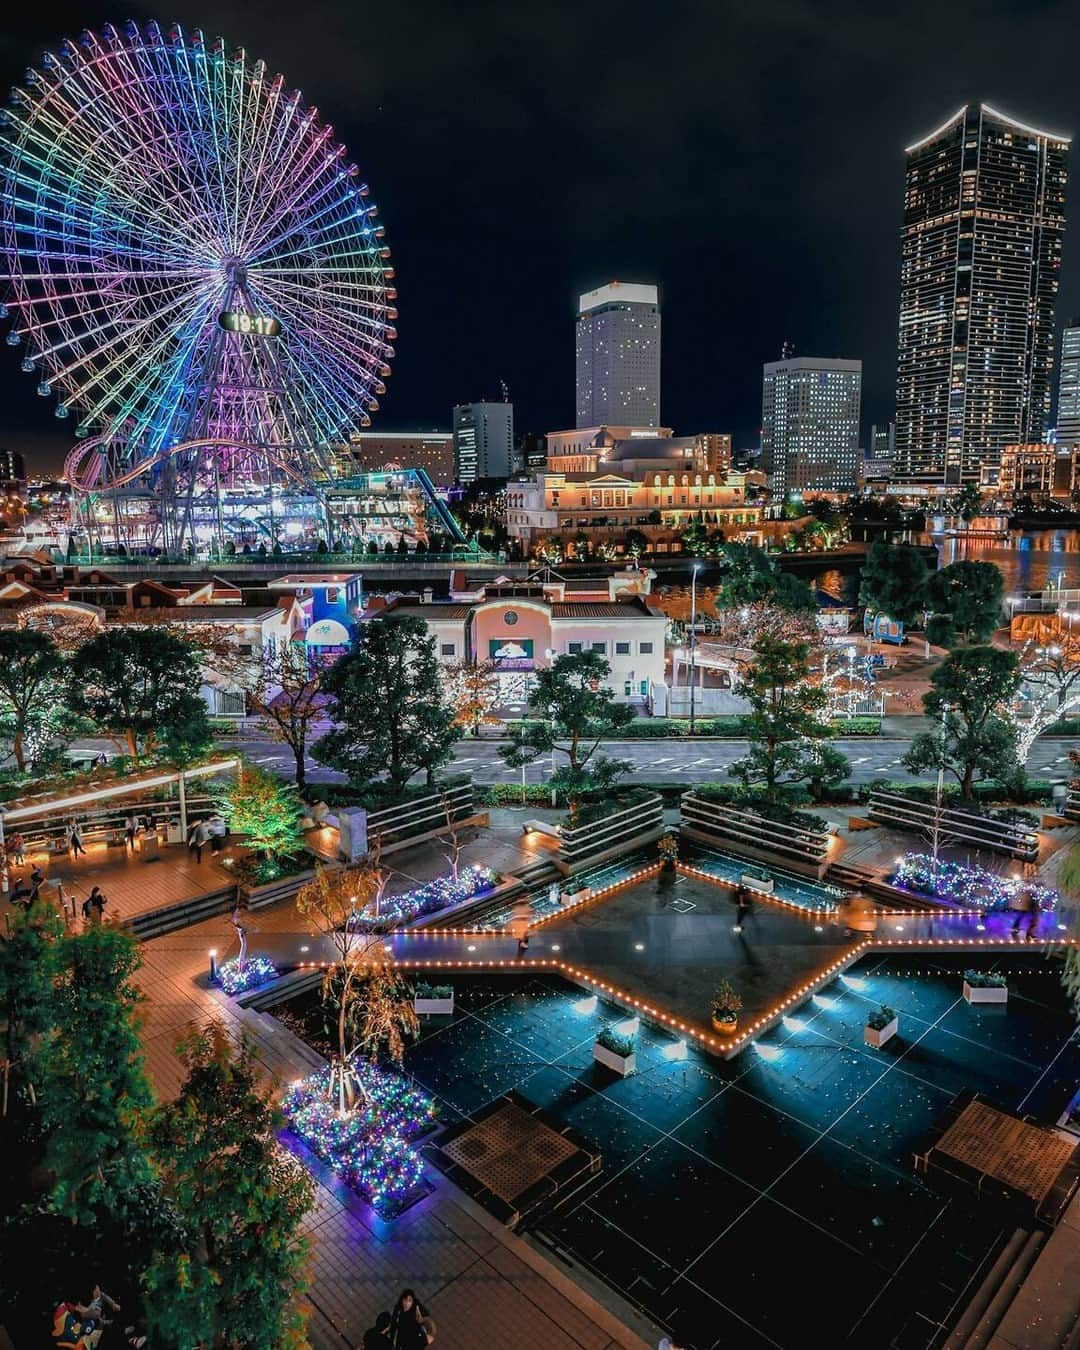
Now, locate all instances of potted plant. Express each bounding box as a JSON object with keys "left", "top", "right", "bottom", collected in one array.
[
  {"left": 963, "top": 970, "right": 1008, "bottom": 1005},
  {"left": 593, "top": 1025, "right": 637, "bottom": 1076},
  {"left": 864, "top": 1004, "right": 898, "bottom": 1049},
  {"left": 711, "top": 979, "right": 742, "bottom": 1034},
  {"left": 740, "top": 864, "right": 774, "bottom": 893},
  {"left": 413, "top": 981, "right": 455, "bottom": 1016},
  {"left": 658, "top": 833, "right": 679, "bottom": 872}
]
